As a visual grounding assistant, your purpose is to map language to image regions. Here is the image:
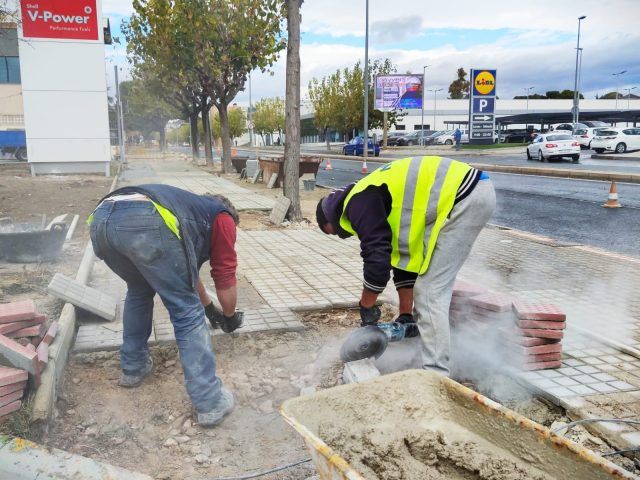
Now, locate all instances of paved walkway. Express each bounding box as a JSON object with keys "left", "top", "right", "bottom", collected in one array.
[{"left": 75, "top": 157, "right": 640, "bottom": 446}]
